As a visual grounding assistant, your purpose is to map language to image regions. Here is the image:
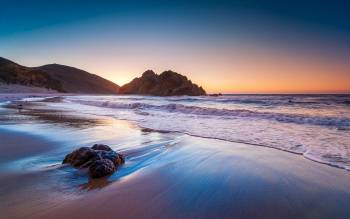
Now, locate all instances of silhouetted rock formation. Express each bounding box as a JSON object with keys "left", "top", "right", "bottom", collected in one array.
[
  {"left": 0, "top": 57, "right": 120, "bottom": 94},
  {"left": 119, "top": 70, "right": 206, "bottom": 96},
  {"left": 63, "top": 144, "right": 125, "bottom": 178},
  {"left": 209, "top": 93, "right": 223, "bottom": 97},
  {"left": 1, "top": 57, "right": 207, "bottom": 96}
]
